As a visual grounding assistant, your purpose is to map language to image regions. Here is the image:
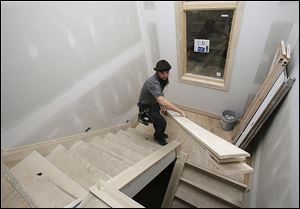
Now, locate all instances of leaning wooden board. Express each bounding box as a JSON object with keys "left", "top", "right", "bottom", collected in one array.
[{"left": 167, "top": 111, "right": 250, "bottom": 160}]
